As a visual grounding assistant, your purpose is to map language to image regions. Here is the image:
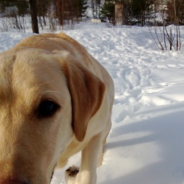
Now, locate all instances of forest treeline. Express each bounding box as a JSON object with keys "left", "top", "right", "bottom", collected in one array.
[
  {"left": 0, "top": 0, "right": 88, "bottom": 32},
  {"left": 0, "top": 0, "right": 183, "bottom": 33},
  {"left": 100, "top": 0, "right": 184, "bottom": 26}
]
